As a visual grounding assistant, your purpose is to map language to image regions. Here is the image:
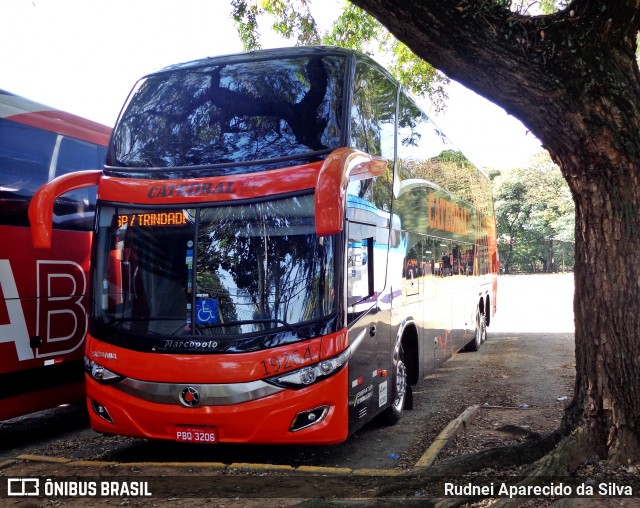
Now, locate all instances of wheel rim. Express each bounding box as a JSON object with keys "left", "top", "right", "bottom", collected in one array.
[
  {"left": 393, "top": 359, "right": 407, "bottom": 409},
  {"left": 476, "top": 312, "right": 485, "bottom": 347},
  {"left": 481, "top": 315, "right": 487, "bottom": 342}
]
